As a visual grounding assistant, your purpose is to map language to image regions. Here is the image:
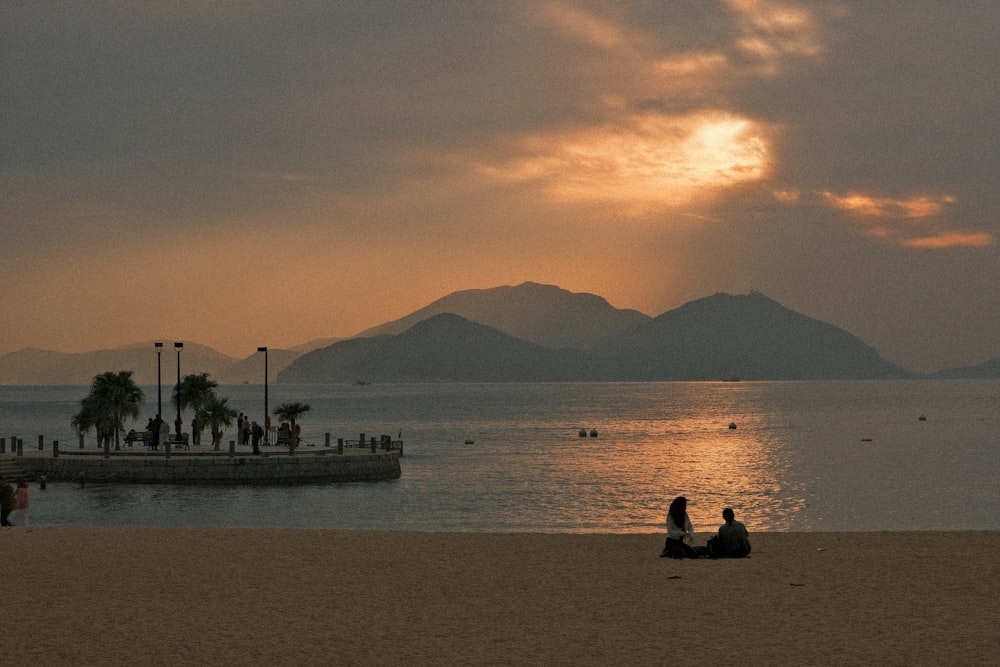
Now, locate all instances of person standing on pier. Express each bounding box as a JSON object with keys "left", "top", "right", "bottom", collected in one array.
[{"left": 150, "top": 414, "right": 164, "bottom": 450}]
